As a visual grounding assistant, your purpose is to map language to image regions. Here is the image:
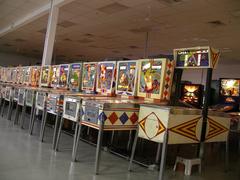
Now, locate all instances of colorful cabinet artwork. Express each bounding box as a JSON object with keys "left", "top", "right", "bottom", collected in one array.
[
  {"left": 174, "top": 46, "right": 220, "bottom": 69},
  {"left": 82, "top": 62, "right": 97, "bottom": 93},
  {"left": 116, "top": 60, "right": 138, "bottom": 96},
  {"left": 138, "top": 104, "right": 230, "bottom": 144},
  {"left": 40, "top": 65, "right": 52, "bottom": 87},
  {"left": 30, "top": 66, "right": 41, "bottom": 87},
  {"left": 69, "top": 63, "right": 82, "bottom": 92},
  {"left": 137, "top": 58, "right": 175, "bottom": 101},
  {"left": 51, "top": 65, "right": 60, "bottom": 88},
  {"left": 96, "top": 61, "right": 116, "bottom": 95},
  {"left": 13, "top": 88, "right": 19, "bottom": 101},
  {"left": 59, "top": 64, "right": 70, "bottom": 89},
  {"left": 81, "top": 99, "right": 147, "bottom": 130}
]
